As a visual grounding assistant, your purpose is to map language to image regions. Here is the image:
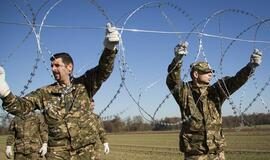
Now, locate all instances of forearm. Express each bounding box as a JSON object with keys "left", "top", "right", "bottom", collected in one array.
[
  {"left": 40, "top": 127, "right": 48, "bottom": 143},
  {"left": 6, "top": 134, "right": 15, "bottom": 146},
  {"left": 166, "top": 58, "right": 182, "bottom": 91},
  {"left": 38, "top": 115, "right": 48, "bottom": 143},
  {"left": 40, "top": 129, "right": 48, "bottom": 143},
  {"left": 98, "top": 117, "right": 108, "bottom": 143},
  {"left": 82, "top": 48, "right": 117, "bottom": 97},
  {"left": 97, "top": 48, "right": 117, "bottom": 81},
  {"left": 218, "top": 64, "right": 255, "bottom": 96},
  {"left": 99, "top": 131, "right": 108, "bottom": 144},
  {"left": 2, "top": 92, "right": 37, "bottom": 116},
  {"left": 41, "top": 135, "right": 48, "bottom": 143}
]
